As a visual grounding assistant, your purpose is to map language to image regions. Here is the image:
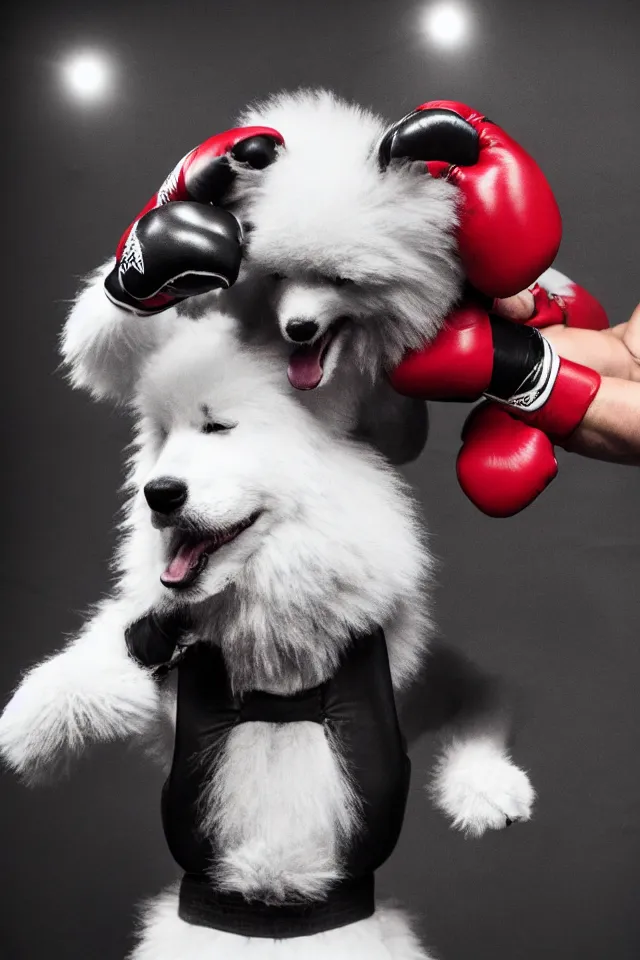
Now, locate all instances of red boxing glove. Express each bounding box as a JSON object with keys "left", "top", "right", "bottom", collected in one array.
[
  {"left": 493, "top": 269, "right": 609, "bottom": 332},
  {"left": 391, "top": 302, "right": 600, "bottom": 441},
  {"left": 457, "top": 403, "right": 559, "bottom": 518},
  {"left": 105, "top": 126, "right": 284, "bottom": 315},
  {"left": 378, "top": 101, "right": 562, "bottom": 298},
  {"left": 390, "top": 303, "right": 601, "bottom": 516},
  {"left": 524, "top": 268, "right": 609, "bottom": 331}
]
